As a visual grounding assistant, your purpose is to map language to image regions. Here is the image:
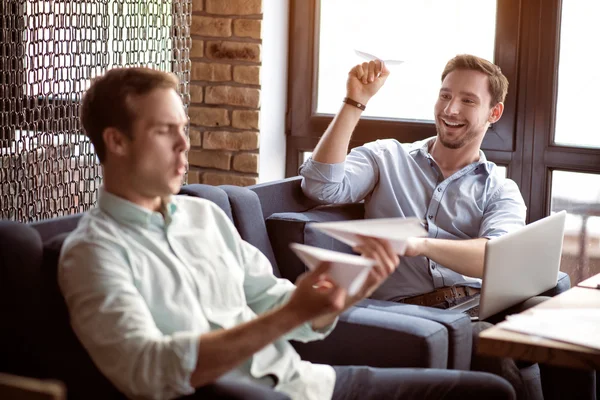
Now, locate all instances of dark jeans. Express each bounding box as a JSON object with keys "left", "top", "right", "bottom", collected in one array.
[
  {"left": 443, "top": 295, "right": 596, "bottom": 400},
  {"left": 332, "top": 365, "right": 515, "bottom": 400}
]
